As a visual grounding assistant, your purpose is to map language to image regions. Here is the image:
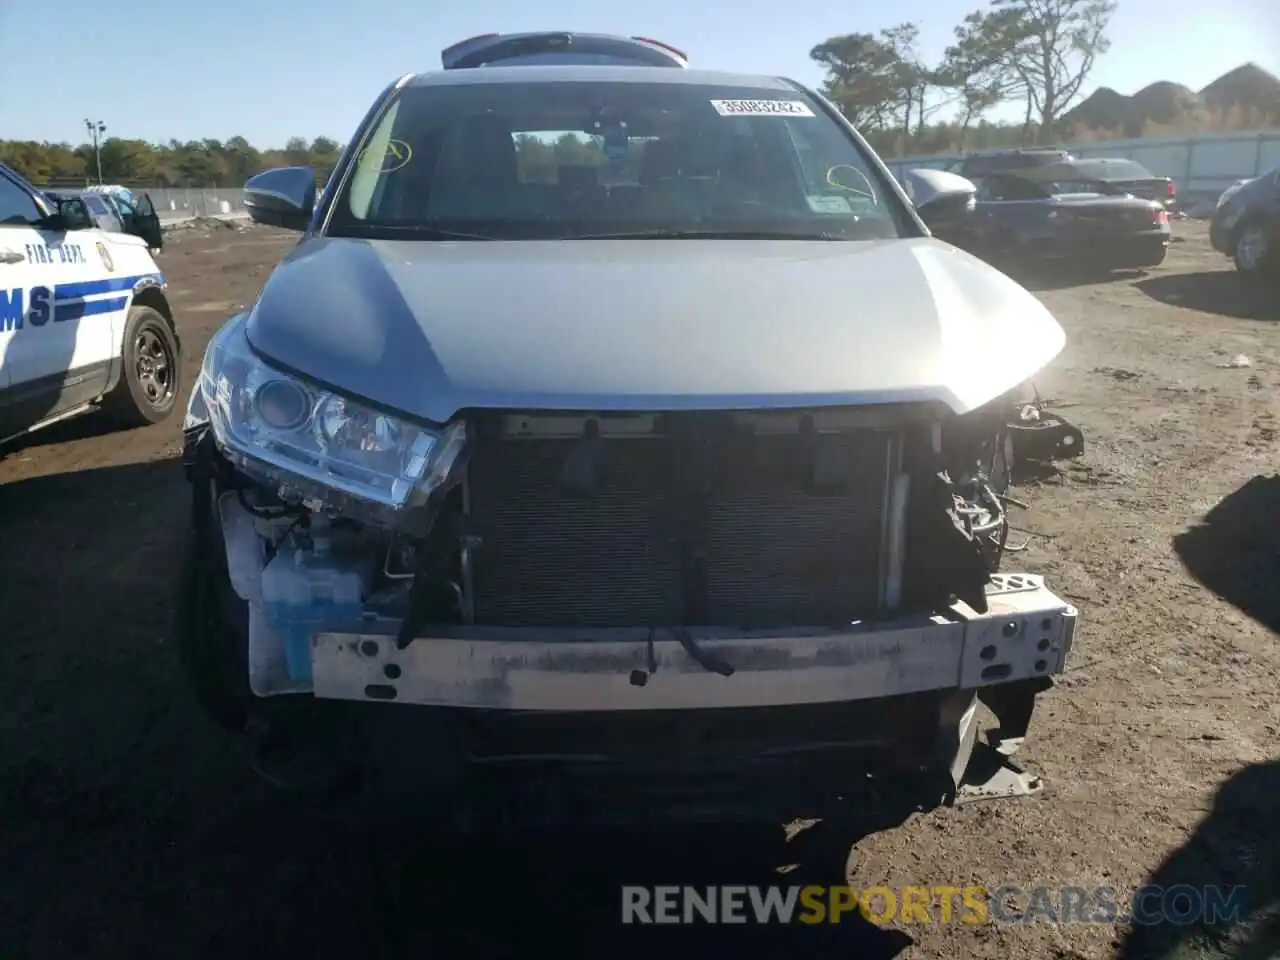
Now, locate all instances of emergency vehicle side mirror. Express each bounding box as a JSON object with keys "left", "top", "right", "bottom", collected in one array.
[
  {"left": 244, "top": 167, "right": 317, "bottom": 231},
  {"left": 55, "top": 197, "right": 94, "bottom": 232}
]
